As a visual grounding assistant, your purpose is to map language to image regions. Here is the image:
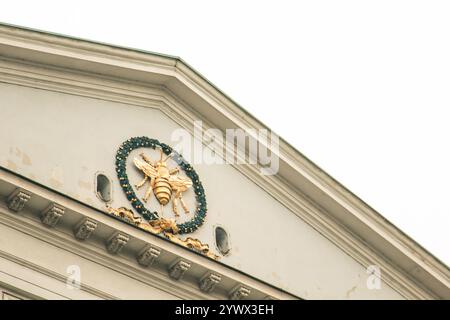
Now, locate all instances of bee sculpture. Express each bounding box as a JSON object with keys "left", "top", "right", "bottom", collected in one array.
[{"left": 134, "top": 149, "right": 193, "bottom": 217}]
